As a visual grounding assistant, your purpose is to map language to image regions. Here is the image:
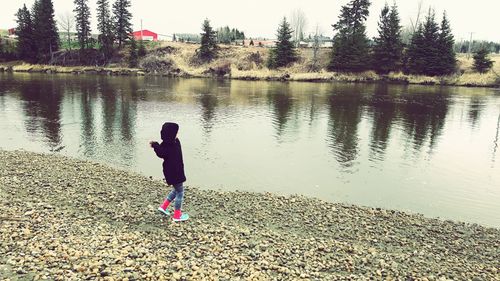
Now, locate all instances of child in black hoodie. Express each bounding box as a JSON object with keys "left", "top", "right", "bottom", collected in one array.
[{"left": 150, "top": 122, "right": 189, "bottom": 222}]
